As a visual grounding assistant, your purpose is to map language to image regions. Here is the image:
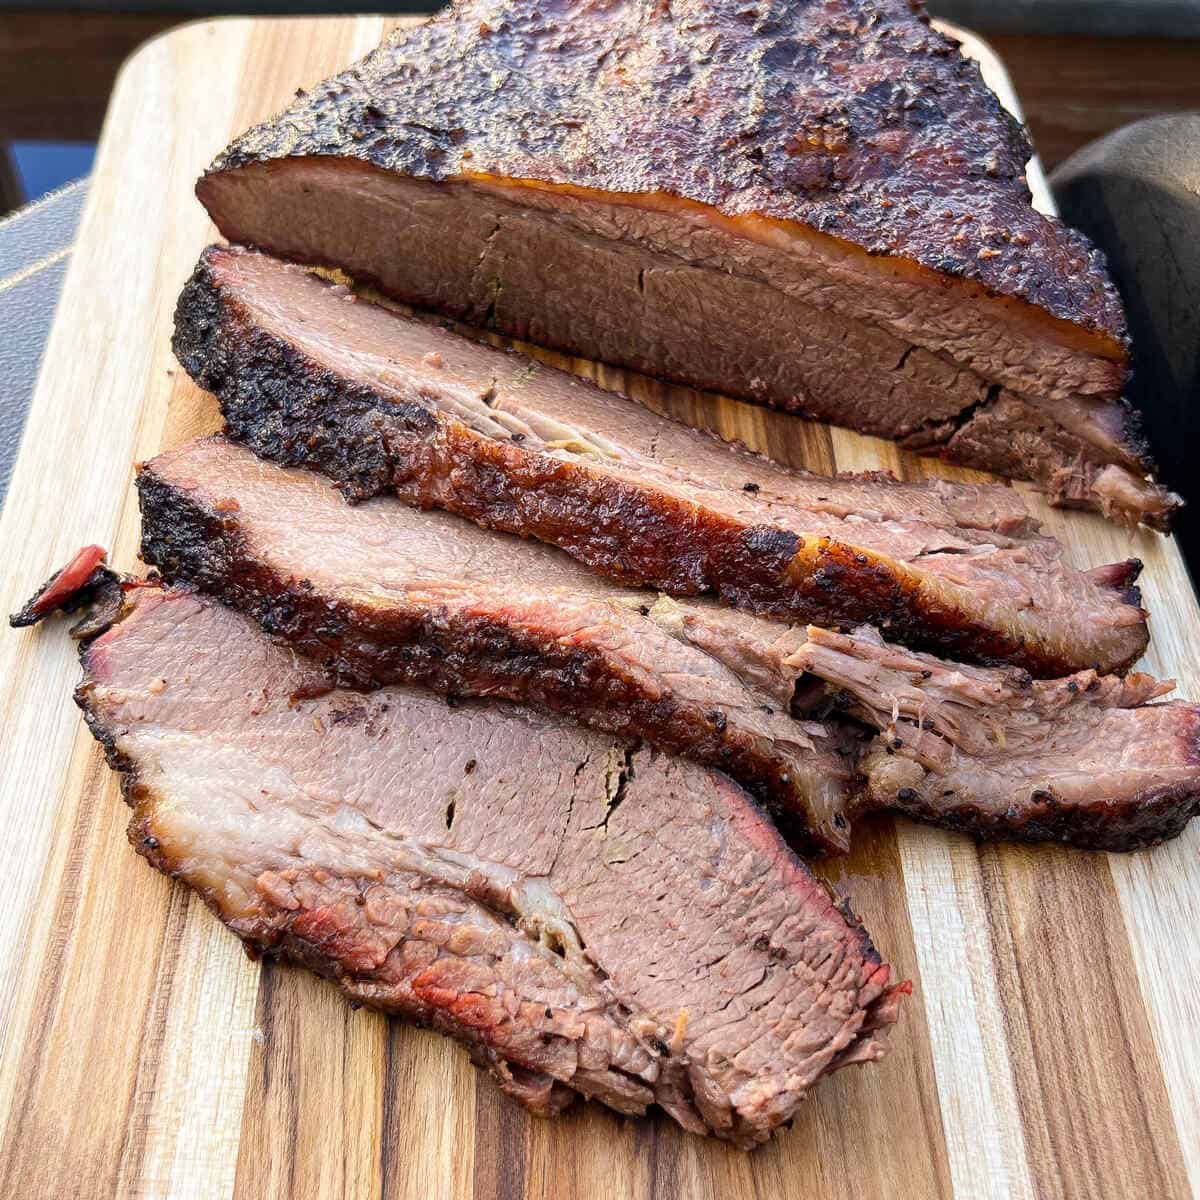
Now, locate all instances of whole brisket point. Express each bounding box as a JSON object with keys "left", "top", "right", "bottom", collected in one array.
[
  {"left": 76, "top": 587, "right": 906, "bottom": 1146},
  {"left": 172, "top": 245, "right": 1149, "bottom": 678},
  {"left": 194, "top": 1, "right": 1179, "bottom": 527},
  {"left": 788, "top": 626, "right": 1200, "bottom": 851},
  {"left": 137, "top": 435, "right": 857, "bottom": 853}
]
